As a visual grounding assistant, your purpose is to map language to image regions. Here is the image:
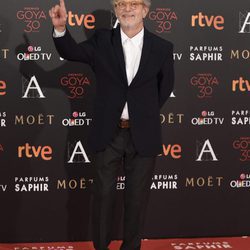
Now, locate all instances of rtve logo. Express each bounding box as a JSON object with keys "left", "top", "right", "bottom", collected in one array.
[
  {"left": 158, "top": 144, "right": 182, "bottom": 159},
  {"left": 232, "top": 77, "right": 250, "bottom": 92},
  {"left": 18, "top": 143, "right": 52, "bottom": 161},
  {"left": 67, "top": 11, "right": 95, "bottom": 29},
  {"left": 0, "top": 81, "right": 6, "bottom": 96},
  {"left": 191, "top": 12, "right": 224, "bottom": 30}
]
